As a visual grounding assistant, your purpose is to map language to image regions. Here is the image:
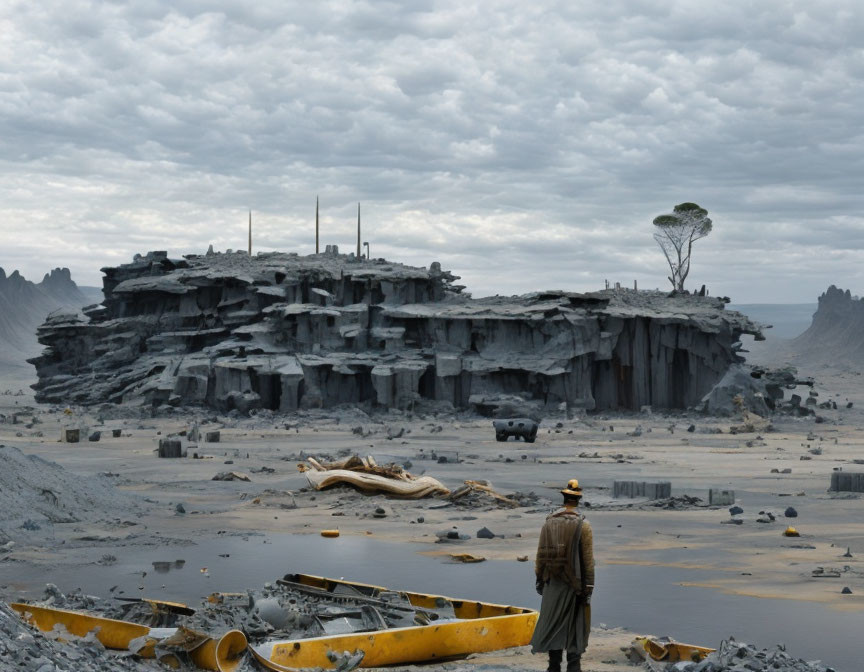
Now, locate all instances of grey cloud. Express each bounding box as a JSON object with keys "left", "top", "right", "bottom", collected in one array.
[{"left": 1, "top": 0, "right": 863, "bottom": 303}]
